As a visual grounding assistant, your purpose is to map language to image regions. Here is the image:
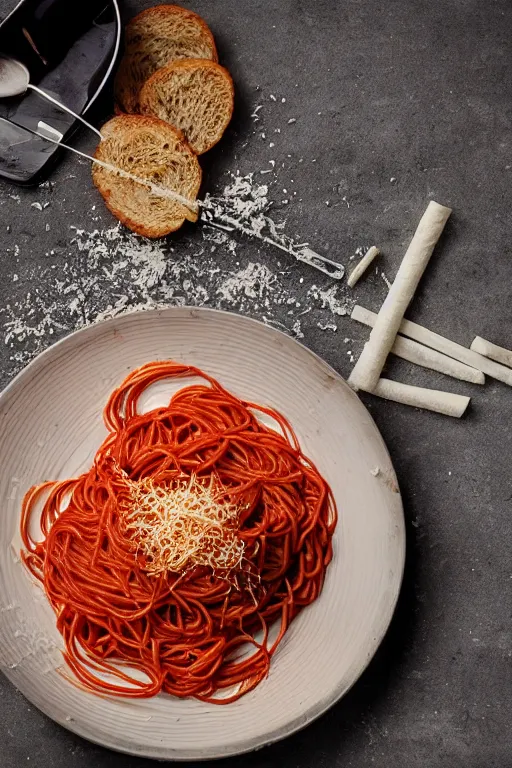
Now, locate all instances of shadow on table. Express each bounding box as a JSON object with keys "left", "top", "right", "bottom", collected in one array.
[{"left": 198, "top": 87, "right": 253, "bottom": 198}]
